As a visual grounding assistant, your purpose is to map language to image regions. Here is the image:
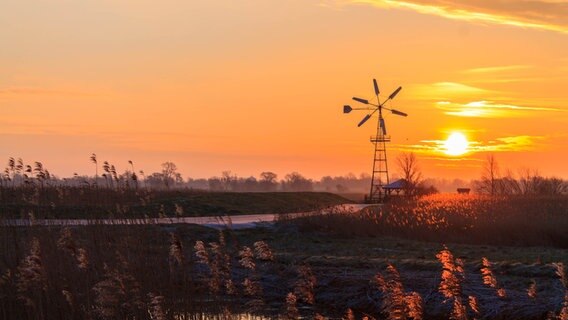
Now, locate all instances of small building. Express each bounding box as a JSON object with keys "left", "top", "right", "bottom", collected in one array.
[
  {"left": 457, "top": 188, "right": 470, "bottom": 194},
  {"left": 383, "top": 179, "right": 408, "bottom": 195}
]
